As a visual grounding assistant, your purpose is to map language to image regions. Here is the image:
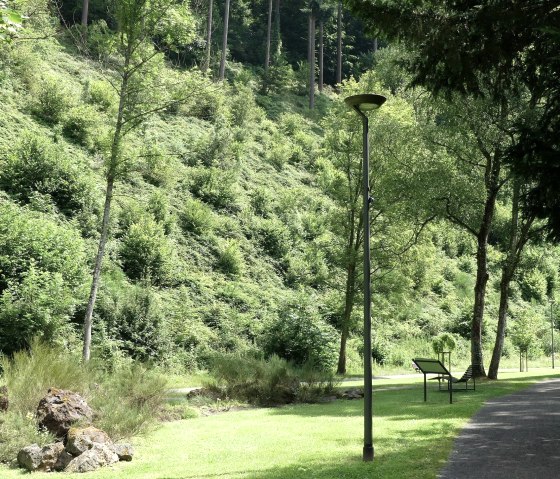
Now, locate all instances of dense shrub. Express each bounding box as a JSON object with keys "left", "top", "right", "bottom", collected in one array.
[
  {"left": 0, "top": 340, "right": 89, "bottom": 415},
  {"left": 85, "top": 79, "right": 117, "bottom": 111},
  {"left": 0, "top": 341, "right": 167, "bottom": 459},
  {"left": 0, "top": 267, "right": 78, "bottom": 355},
  {"left": 179, "top": 198, "right": 215, "bottom": 235},
  {"left": 264, "top": 295, "right": 338, "bottom": 371},
  {"left": 103, "top": 285, "right": 173, "bottom": 363},
  {"left": 120, "top": 217, "right": 172, "bottom": 284},
  {"left": 0, "top": 412, "right": 54, "bottom": 464},
  {"left": 31, "top": 74, "right": 74, "bottom": 124},
  {"left": 190, "top": 167, "right": 239, "bottom": 210},
  {"left": 216, "top": 240, "right": 243, "bottom": 276},
  {"left": 206, "top": 353, "right": 337, "bottom": 405},
  {"left": 0, "top": 133, "right": 96, "bottom": 216},
  {"left": 62, "top": 104, "right": 102, "bottom": 148}
]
